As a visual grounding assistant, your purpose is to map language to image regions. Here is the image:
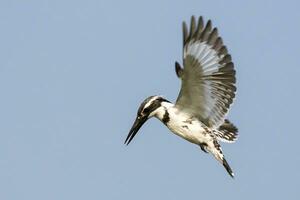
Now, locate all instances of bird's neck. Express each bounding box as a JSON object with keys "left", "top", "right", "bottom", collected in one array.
[{"left": 152, "top": 101, "right": 174, "bottom": 123}]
